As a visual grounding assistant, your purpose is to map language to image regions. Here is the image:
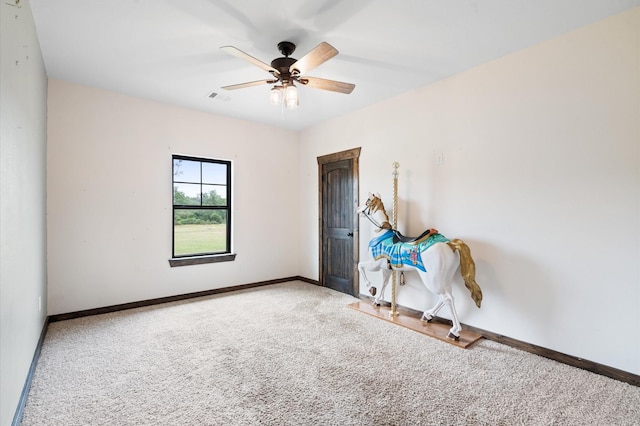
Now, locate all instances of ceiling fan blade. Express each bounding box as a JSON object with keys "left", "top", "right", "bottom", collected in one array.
[
  {"left": 289, "top": 42, "right": 338, "bottom": 75},
  {"left": 298, "top": 76, "right": 355, "bottom": 94},
  {"left": 220, "top": 46, "right": 279, "bottom": 75},
  {"left": 222, "top": 79, "right": 277, "bottom": 91}
]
